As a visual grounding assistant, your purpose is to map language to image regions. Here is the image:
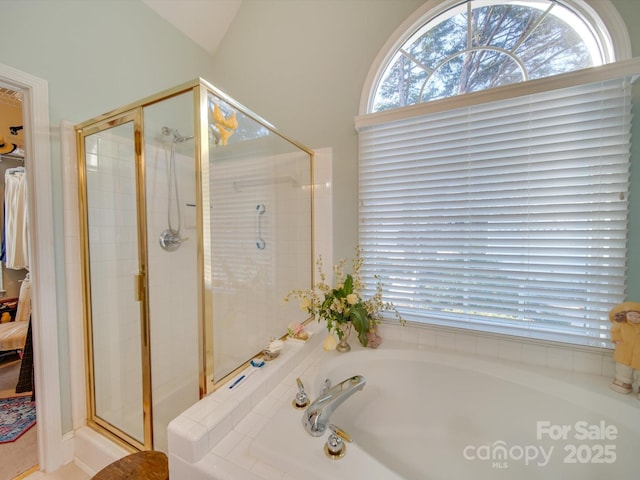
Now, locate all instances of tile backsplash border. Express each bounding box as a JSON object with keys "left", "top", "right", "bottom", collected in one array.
[{"left": 377, "top": 320, "right": 616, "bottom": 378}]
